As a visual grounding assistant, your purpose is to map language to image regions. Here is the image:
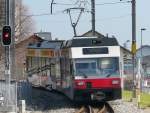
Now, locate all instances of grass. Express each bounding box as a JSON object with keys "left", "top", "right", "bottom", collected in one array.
[
  {"left": 122, "top": 90, "right": 132, "bottom": 101},
  {"left": 140, "top": 92, "right": 150, "bottom": 108},
  {"left": 122, "top": 90, "right": 150, "bottom": 108}
]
